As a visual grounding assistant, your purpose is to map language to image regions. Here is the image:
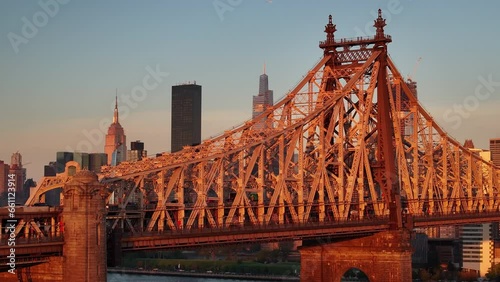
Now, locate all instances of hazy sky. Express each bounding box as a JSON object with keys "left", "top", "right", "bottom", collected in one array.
[{"left": 1, "top": 0, "right": 500, "bottom": 181}]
